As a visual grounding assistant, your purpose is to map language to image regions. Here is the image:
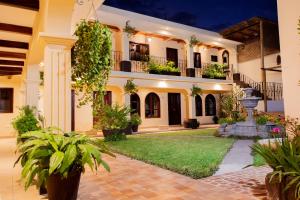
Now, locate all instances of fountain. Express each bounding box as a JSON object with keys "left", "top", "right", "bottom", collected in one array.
[{"left": 219, "top": 88, "right": 269, "bottom": 138}]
